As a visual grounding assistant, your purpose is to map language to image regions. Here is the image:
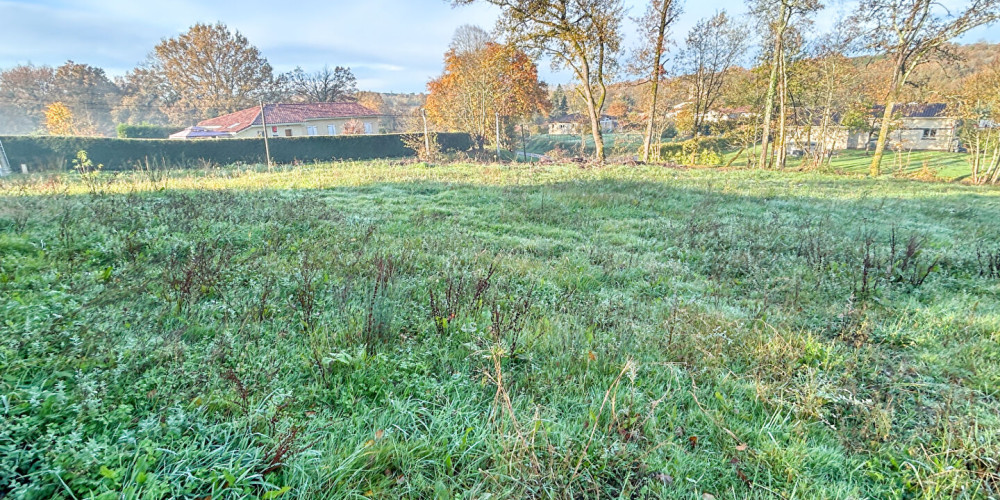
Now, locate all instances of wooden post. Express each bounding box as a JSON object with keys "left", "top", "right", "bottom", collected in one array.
[
  {"left": 495, "top": 112, "right": 501, "bottom": 160},
  {"left": 259, "top": 100, "right": 272, "bottom": 170},
  {"left": 421, "top": 108, "right": 430, "bottom": 158},
  {"left": 0, "top": 137, "right": 10, "bottom": 176},
  {"left": 520, "top": 123, "right": 527, "bottom": 162}
]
